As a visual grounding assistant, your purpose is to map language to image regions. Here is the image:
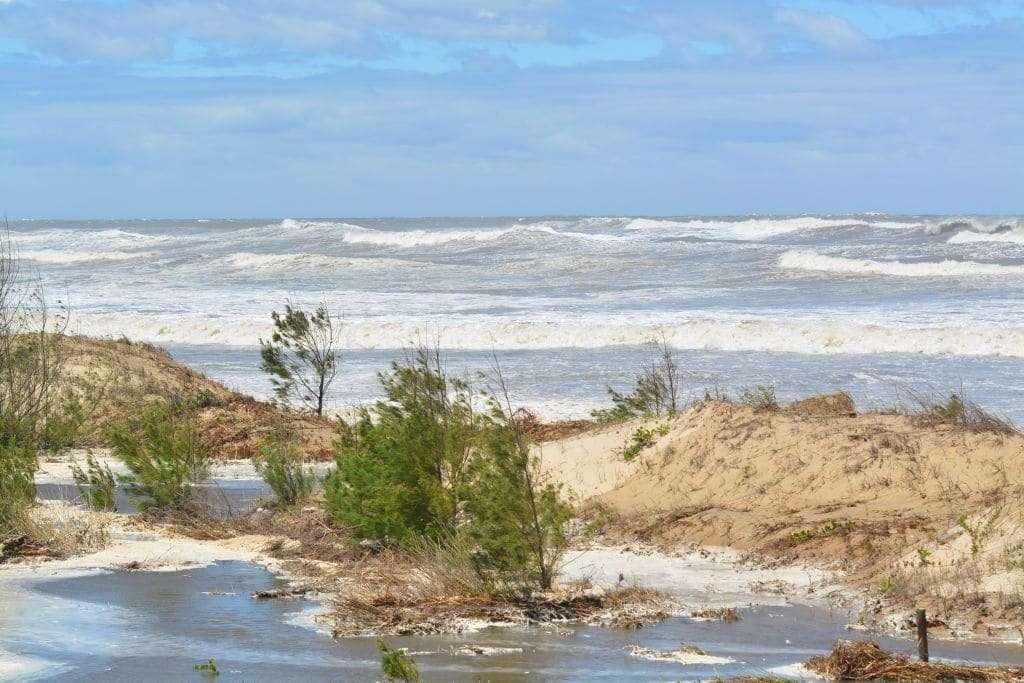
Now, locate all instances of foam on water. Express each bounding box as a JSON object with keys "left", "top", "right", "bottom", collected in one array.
[
  {"left": 12, "top": 213, "right": 1024, "bottom": 417},
  {"left": 778, "top": 250, "right": 1024, "bottom": 278},
  {"left": 71, "top": 312, "right": 1024, "bottom": 357}
]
